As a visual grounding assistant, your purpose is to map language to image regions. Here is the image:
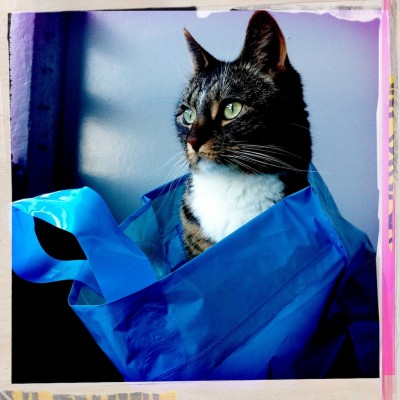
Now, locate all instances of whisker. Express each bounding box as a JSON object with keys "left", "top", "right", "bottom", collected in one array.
[
  {"left": 236, "top": 153, "right": 300, "bottom": 170},
  {"left": 287, "top": 122, "right": 312, "bottom": 132},
  {"left": 222, "top": 154, "right": 265, "bottom": 173},
  {"left": 223, "top": 151, "right": 301, "bottom": 172},
  {"left": 231, "top": 142, "right": 306, "bottom": 160},
  {"left": 147, "top": 154, "right": 189, "bottom": 222},
  {"left": 231, "top": 159, "right": 262, "bottom": 174},
  {"left": 164, "top": 156, "right": 189, "bottom": 182},
  {"left": 224, "top": 143, "right": 337, "bottom": 176},
  {"left": 140, "top": 152, "right": 185, "bottom": 179}
]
